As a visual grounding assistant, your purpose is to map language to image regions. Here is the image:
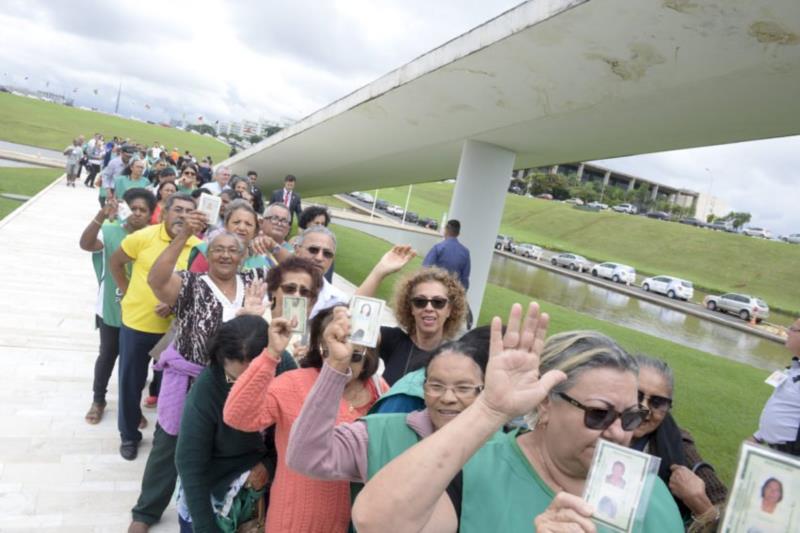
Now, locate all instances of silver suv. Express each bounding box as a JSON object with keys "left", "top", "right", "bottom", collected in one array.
[
  {"left": 703, "top": 293, "right": 769, "bottom": 322},
  {"left": 551, "top": 253, "right": 591, "bottom": 272}
]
